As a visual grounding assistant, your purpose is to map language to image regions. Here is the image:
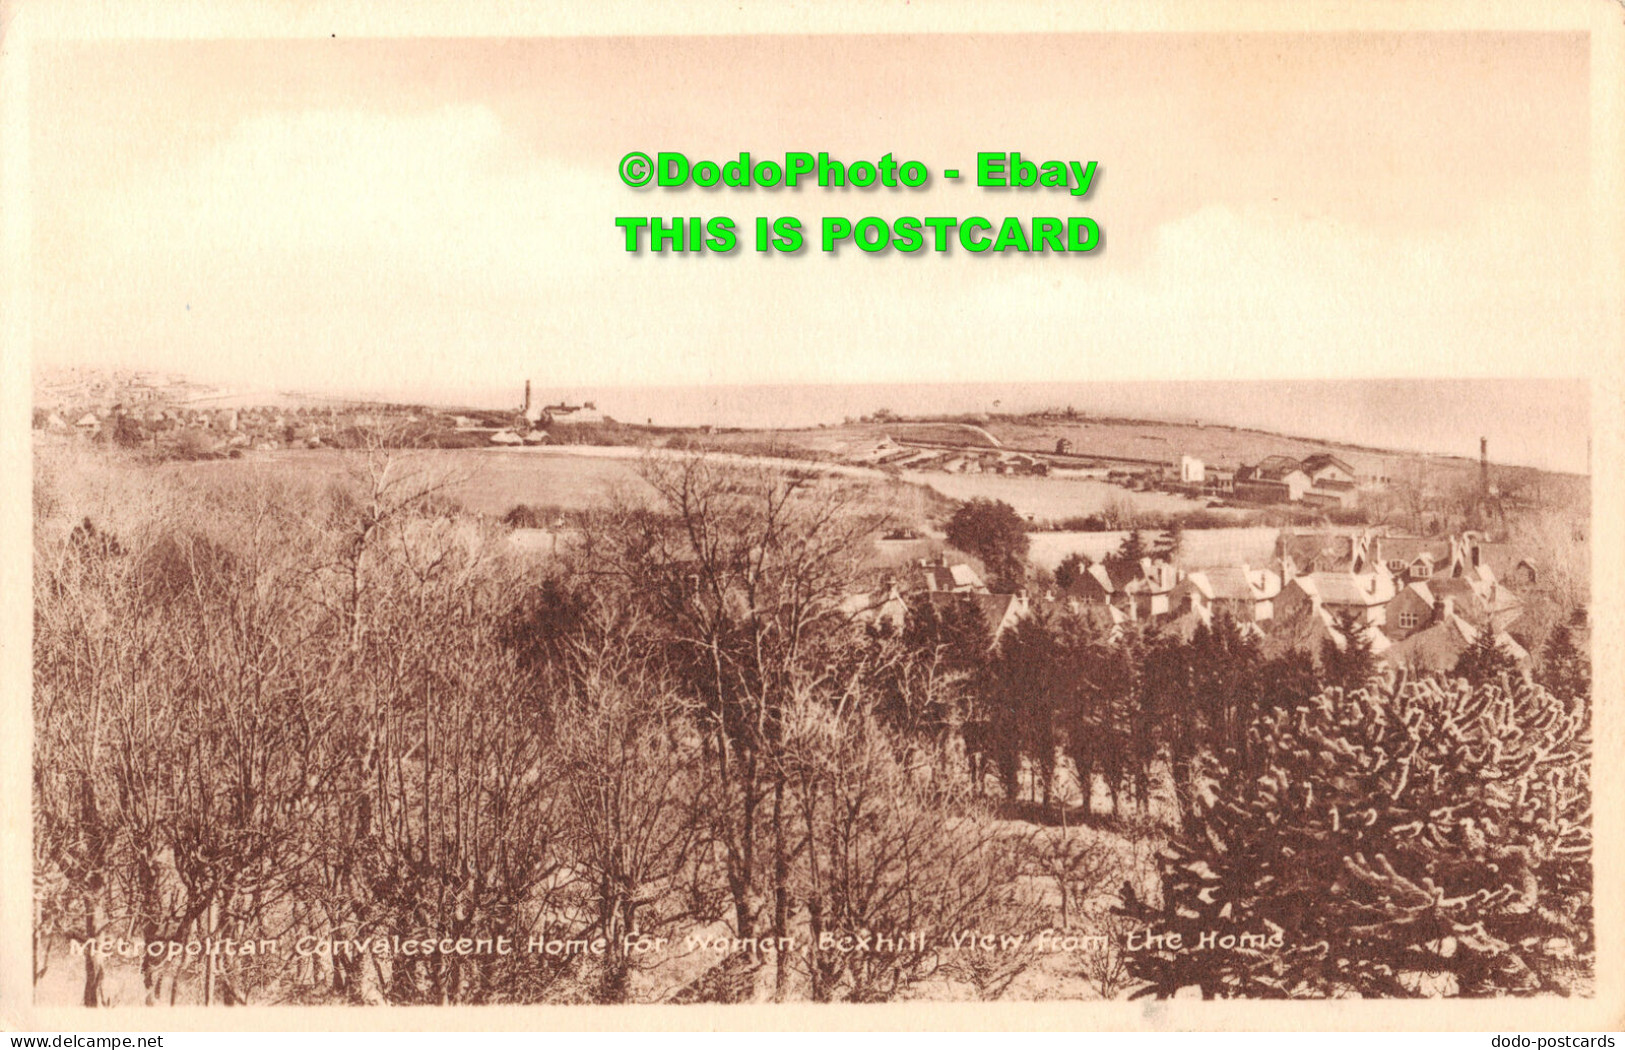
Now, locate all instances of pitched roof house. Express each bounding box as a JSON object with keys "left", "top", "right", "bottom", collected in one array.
[
  {"left": 906, "top": 556, "right": 987, "bottom": 595},
  {"left": 1473, "top": 542, "right": 1540, "bottom": 589},
  {"left": 1274, "top": 571, "right": 1397, "bottom": 629},
  {"left": 1265, "top": 602, "right": 1394, "bottom": 663},
  {"left": 840, "top": 584, "right": 909, "bottom": 633},
  {"left": 1032, "top": 597, "right": 1128, "bottom": 642},
  {"left": 1381, "top": 595, "right": 1529, "bottom": 675},
  {"left": 1300, "top": 453, "right": 1356, "bottom": 488},
  {"left": 1234, "top": 456, "right": 1312, "bottom": 503},
  {"left": 1064, "top": 557, "right": 1178, "bottom": 621},
  {"left": 1172, "top": 565, "right": 1282, "bottom": 623},
  {"left": 1278, "top": 530, "right": 1372, "bottom": 576}
]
